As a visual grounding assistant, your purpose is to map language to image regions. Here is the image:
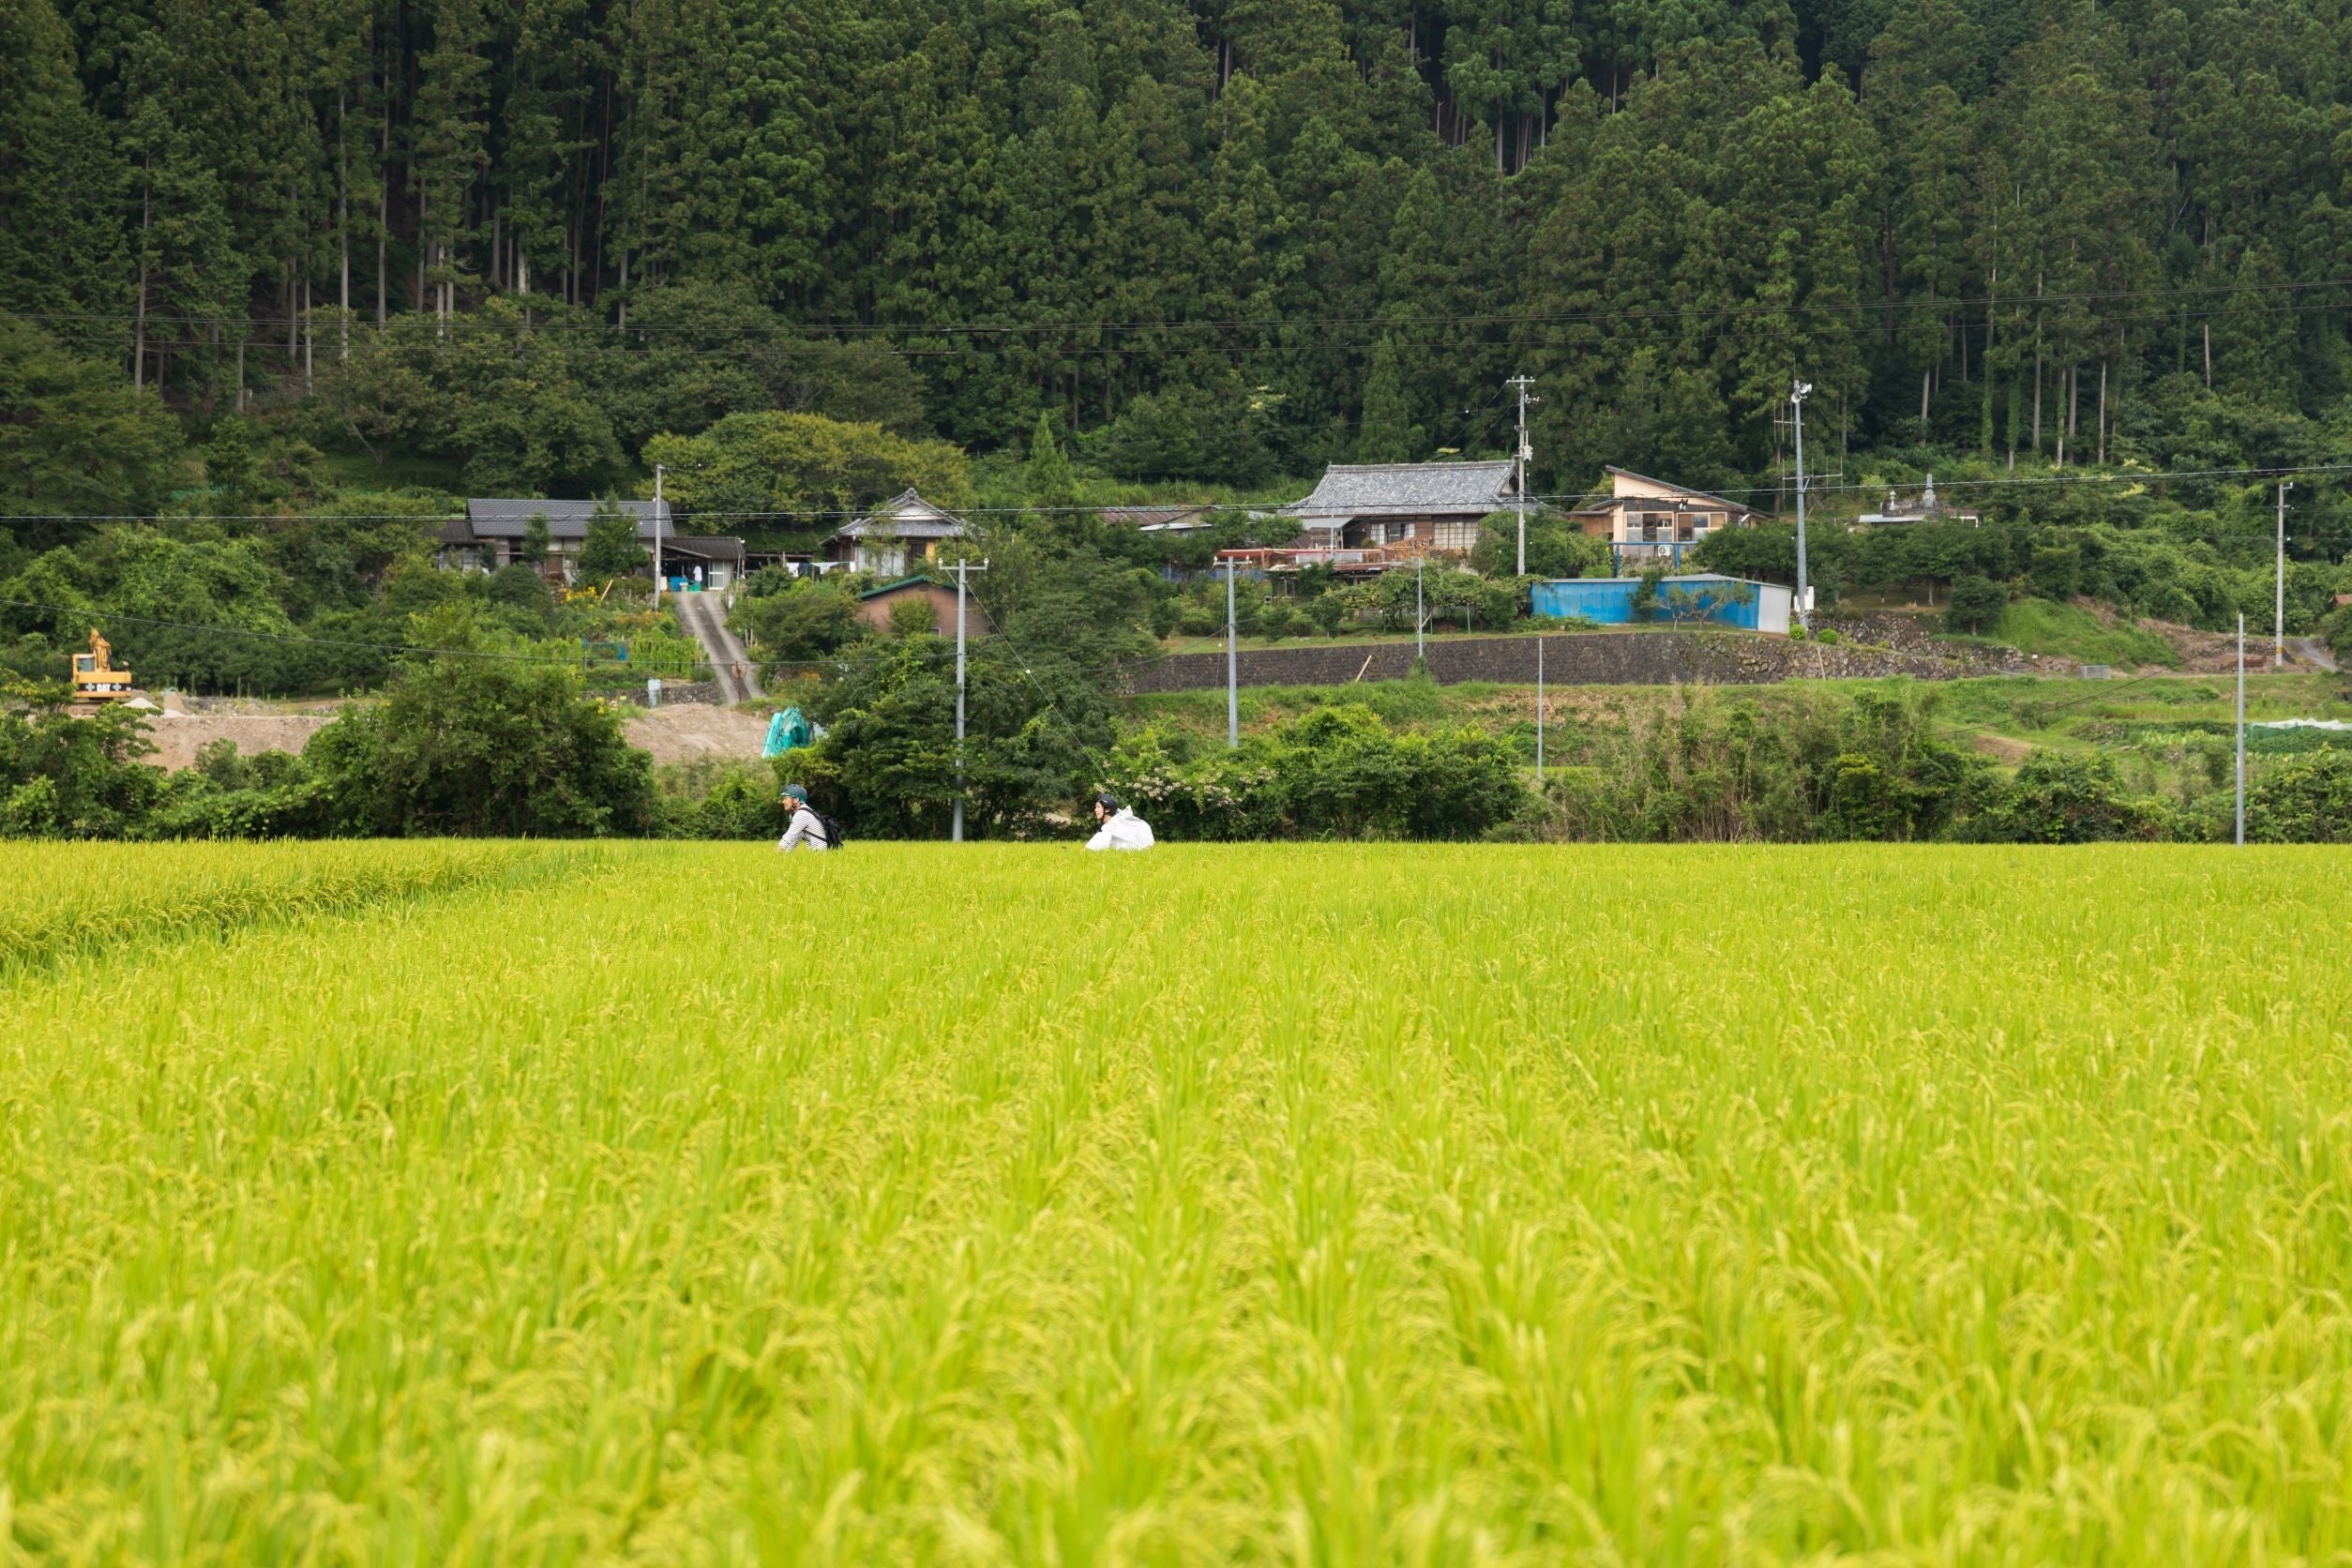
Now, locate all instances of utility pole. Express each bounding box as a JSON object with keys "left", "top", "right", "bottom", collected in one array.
[
  {"left": 1224, "top": 554, "right": 1239, "bottom": 749},
  {"left": 951, "top": 556, "right": 988, "bottom": 842},
  {"left": 652, "top": 463, "right": 666, "bottom": 609},
  {"left": 1416, "top": 551, "right": 1426, "bottom": 662},
  {"left": 2236, "top": 614, "right": 2246, "bottom": 847},
  {"left": 1790, "top": 379, "right": 1813, "bottom": 629},
  {"left": 2275, "top": 480, "right": 2292, "bottom": 668},
  {"left": 1508, "top": 373, "right": 1537, "bottom": 576}
]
